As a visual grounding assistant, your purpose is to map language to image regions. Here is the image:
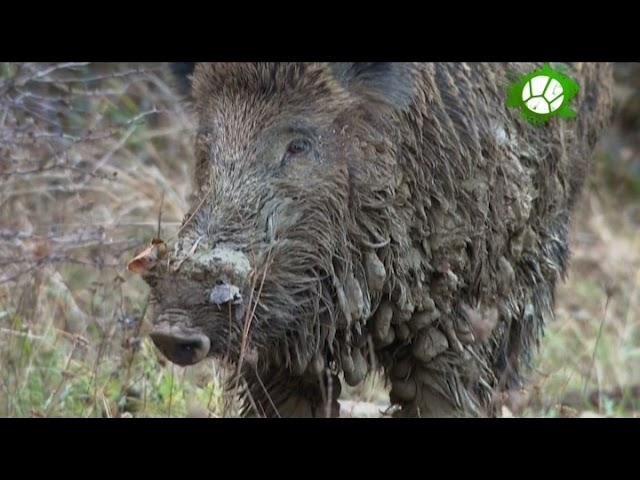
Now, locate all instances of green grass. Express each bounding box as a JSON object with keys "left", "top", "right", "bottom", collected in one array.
[{"left": 1, "top": 311, "right": 227, "bottom": 418}]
